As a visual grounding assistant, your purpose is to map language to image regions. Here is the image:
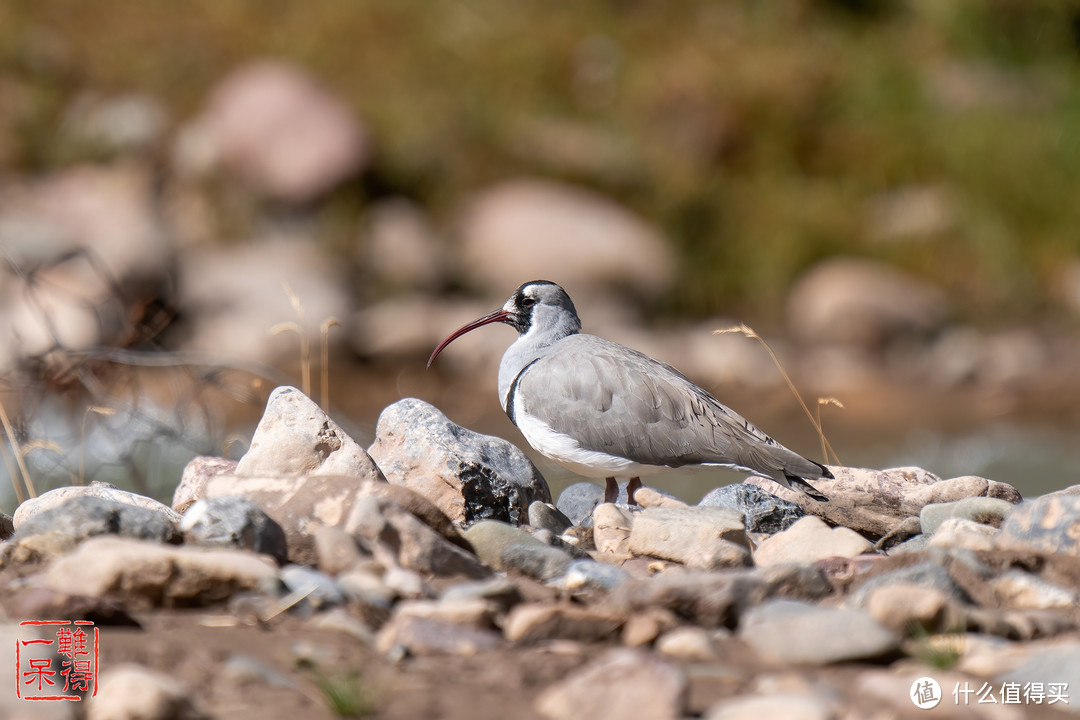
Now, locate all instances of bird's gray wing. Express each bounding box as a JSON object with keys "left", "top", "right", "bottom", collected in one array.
[{"left": 514, "top": 334, "right": 825, "bottom": 482}]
